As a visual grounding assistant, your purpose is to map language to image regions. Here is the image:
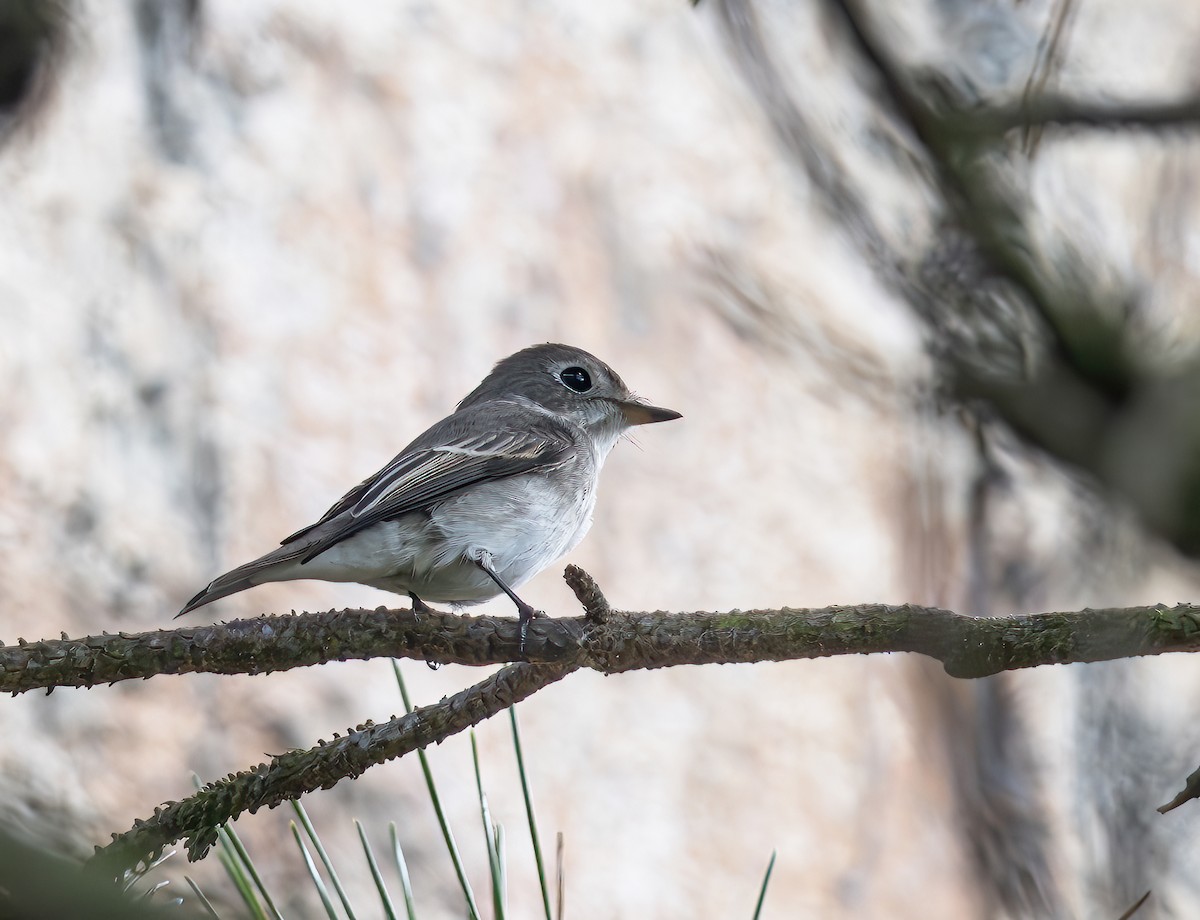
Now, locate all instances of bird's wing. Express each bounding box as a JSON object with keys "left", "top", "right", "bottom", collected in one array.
[{"left": 282, "top": 410, "right": 576, "bottom": 564}]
